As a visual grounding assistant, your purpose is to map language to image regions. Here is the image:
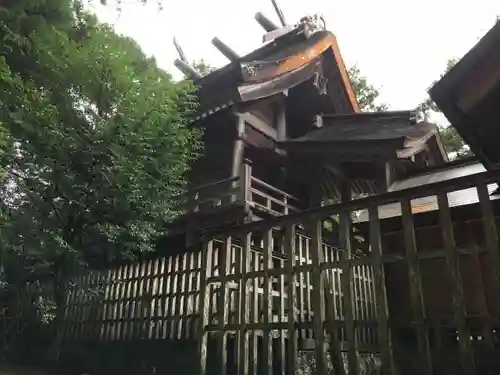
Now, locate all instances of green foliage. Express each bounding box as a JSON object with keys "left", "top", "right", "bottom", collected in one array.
[
  {"left": 348, "top": 65, "right": 389, "bottom": 112},
  {"left": 192, "top": 59, "right": 215, "bottom": 76},
  {"left": 347, "top": 60, "right": 470, "bottom": 159},
  {"left": 0, "top": 1, "right": 201, "bottom": 290}
]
